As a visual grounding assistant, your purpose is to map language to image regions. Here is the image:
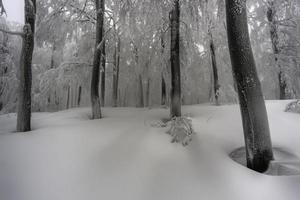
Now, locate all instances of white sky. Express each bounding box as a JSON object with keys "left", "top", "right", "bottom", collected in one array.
[{"left": 3, "top": 0, "right": 24, "bottom": 24}]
